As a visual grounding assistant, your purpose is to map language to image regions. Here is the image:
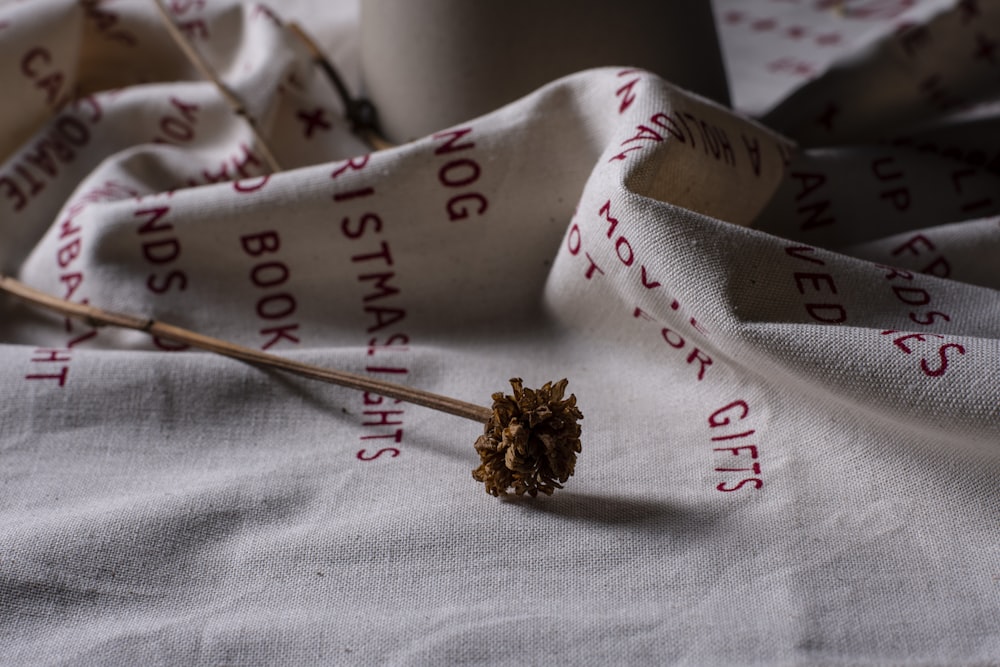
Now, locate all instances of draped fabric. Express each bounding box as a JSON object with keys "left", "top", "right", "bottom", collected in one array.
[{"left": 1, "top": 1, "right": 998, "bottom": 664}]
